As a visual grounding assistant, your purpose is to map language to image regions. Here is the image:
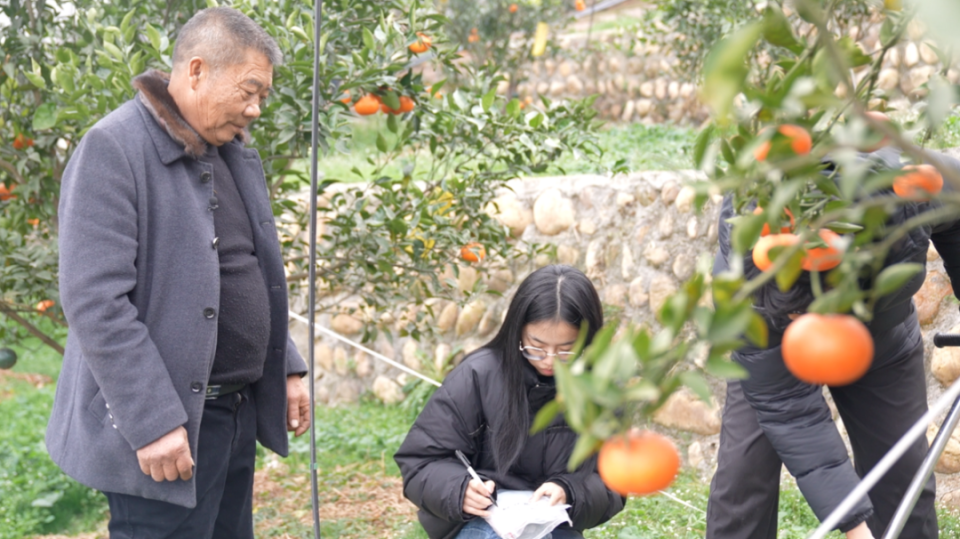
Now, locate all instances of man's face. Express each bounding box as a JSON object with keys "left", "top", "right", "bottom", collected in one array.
[{"left": 191, "top": 50, "right": 272, "bottom": 146}]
